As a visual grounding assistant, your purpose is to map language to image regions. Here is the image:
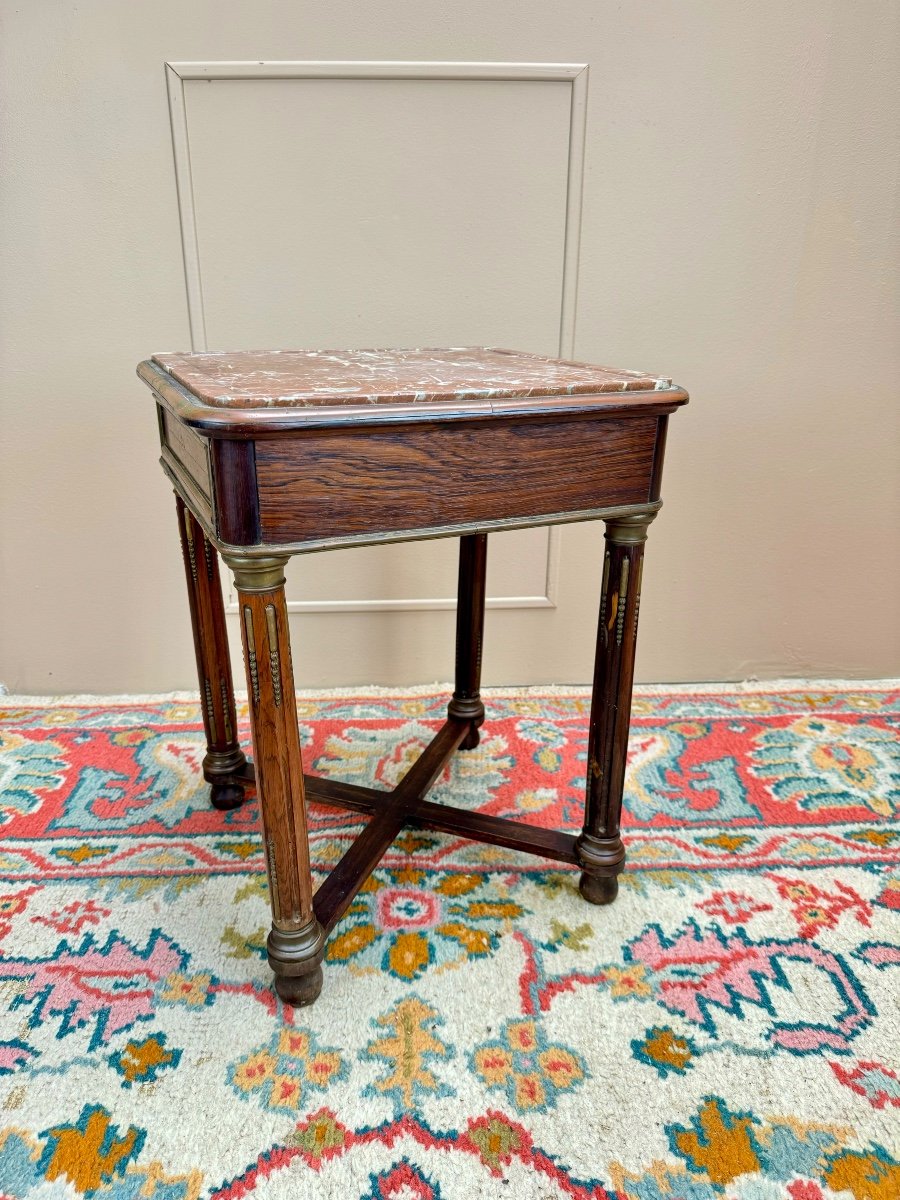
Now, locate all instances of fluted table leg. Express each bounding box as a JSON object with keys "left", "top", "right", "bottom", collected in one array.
[
  {"left": 223, "top": 552, "right": 325, "bottom": 1005},
  {"left": 175, "top": 495, "right": 247, "bottom": 810},
  {"left": 576, "top": 511, "right": 655, "bottom": 904}
]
